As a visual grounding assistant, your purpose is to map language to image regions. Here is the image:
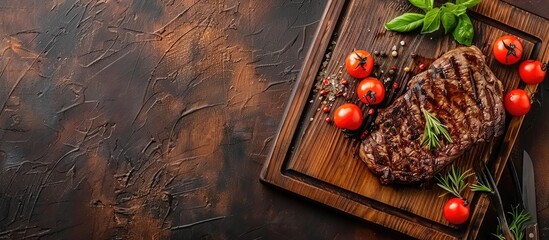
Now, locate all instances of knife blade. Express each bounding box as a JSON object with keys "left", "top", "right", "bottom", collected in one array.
[{"left": 522, "top": 151, "right": 538, "bottom": 240}]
